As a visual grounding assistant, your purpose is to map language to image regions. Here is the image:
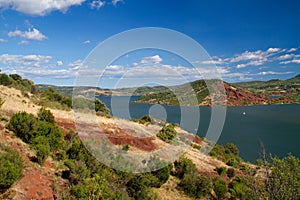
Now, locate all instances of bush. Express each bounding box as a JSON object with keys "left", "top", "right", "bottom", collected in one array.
[
  {"left": 227, "top": 168, "right": 236, "bottom": 178},
  {"left": 7, "top": 112, "right": 37, "bottom": 143},
  {"left": 0, "top": 144, "right": 23, "bottom": 190},
  {"left": 32, "top": 138, "right": 50, "bottom": 165},
  {"left": 213, "top": 178, "right": 228, "bottom": 199},
  {"left": 0, "top": 73, "right": 13, "bottom": 86},
  {"left": 156, "top": 124, "right": 177, "bottom": 143},
  {"left": 216, "top": 166, "right": 227, "bottom": 176},
  {"left": 174, "top": 157, "right": 197, "bottom": 179},
  {"left": 225, "top": 143, "right": 239, "bottom": 156},
  {"left": 37, "top": 107, "right": 55, "bottom": 123},
  {"left": 179, "top": 173, "right": 212, "bottom": 198}
]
